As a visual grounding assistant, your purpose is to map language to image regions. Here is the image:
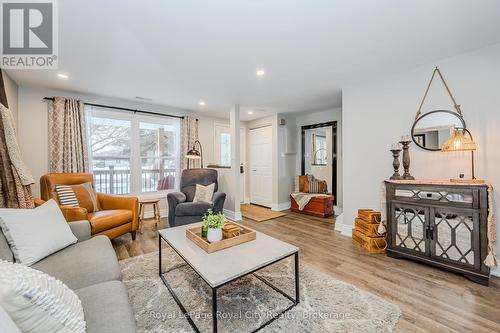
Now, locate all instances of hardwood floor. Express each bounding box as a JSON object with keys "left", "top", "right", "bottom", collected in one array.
[{"left": 112, "top": 211, "right": 500, "bottom": 332}]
